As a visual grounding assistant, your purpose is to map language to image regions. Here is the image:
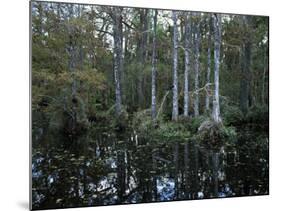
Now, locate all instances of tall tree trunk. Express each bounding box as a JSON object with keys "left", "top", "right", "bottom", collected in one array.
[
  {"left": 205, "top": 16, "right": 212, "bottom": 113},
  {"left": 194, "top": 14, "right": 200, "bottom": 117},
  {"left": 143, "top": 9, "right": 149, "bottom": 108},
  {"left": 113, "top": 8, "right": 123, "bottom": 116},
  {"left": 184, "top": 13, "right": 191, "bottom": 117},
  {"left": 137, "top": 9, "right": 148, "bottom": 109},
  {"left": 172, "top": 11, "right": 179, "bottom": 121},
  {"left": 212, "top": 14, "right": 222, "bottom": 123},
  {"left": 137, "top": 12, "right": 143, "bottom": 109},
  {"left": 151, "top": 10, "right": 158, "bottom": 120},
  {"left": 239, "top": 16, "right": 252, "bottom": 115}
]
